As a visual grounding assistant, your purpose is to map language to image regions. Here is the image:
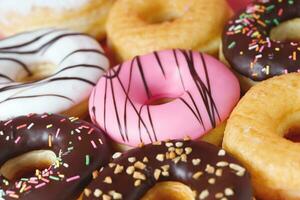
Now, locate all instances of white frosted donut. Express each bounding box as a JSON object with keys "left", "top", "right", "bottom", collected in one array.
[
  {"left": 0, "top": 28, "right": 109, "bottom": 120},
  {"left": 0, "top": 0, "right": 114, "bottom": 39}
]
